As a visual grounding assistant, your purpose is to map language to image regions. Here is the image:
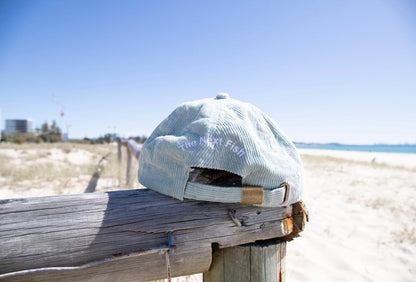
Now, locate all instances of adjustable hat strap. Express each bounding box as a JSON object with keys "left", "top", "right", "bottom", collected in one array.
[{"left": 184, "top": 182, "right": 290, "bottom": 207}]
